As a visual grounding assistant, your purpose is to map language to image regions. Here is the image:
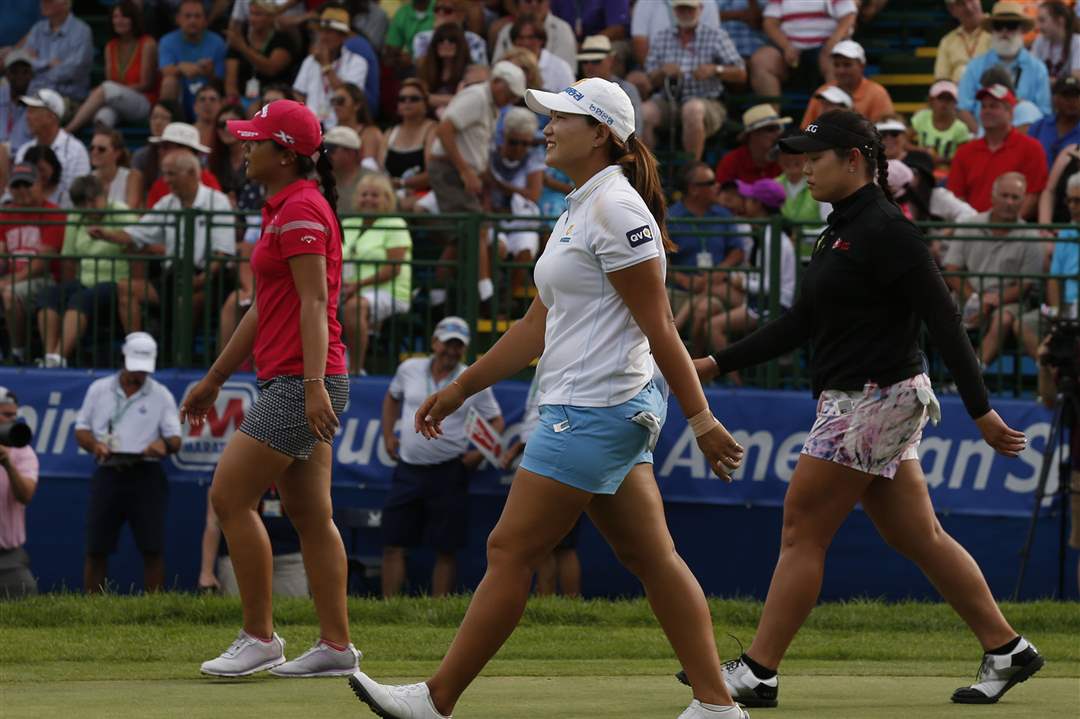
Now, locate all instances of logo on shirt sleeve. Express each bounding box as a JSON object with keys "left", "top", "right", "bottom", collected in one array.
[{"left": 626, "top": 225, "right": 653, "bottom": 248}]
